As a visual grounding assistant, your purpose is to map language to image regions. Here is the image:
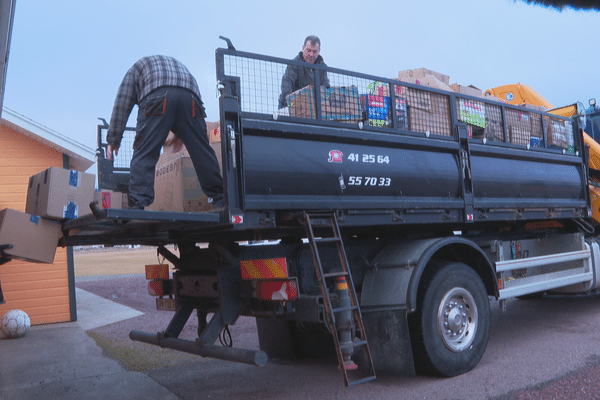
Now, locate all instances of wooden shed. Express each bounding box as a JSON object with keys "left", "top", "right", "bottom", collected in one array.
[{"left": 0, "top": 107, "right": 94, "bottom": 325}]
